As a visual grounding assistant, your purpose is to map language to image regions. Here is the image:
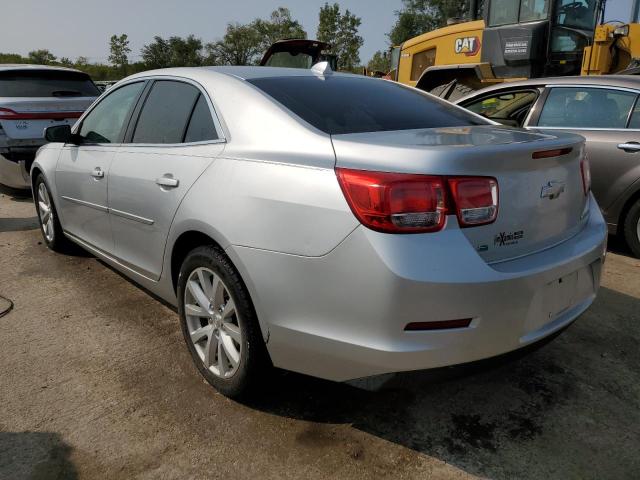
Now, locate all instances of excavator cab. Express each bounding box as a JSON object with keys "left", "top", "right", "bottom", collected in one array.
[{"left": 482, "top": 0, "right": 602, "bottom": 78}]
